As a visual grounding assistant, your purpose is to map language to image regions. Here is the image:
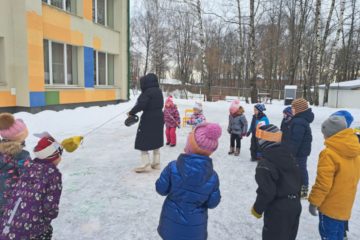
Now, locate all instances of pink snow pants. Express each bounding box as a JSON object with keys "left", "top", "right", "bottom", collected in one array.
[{"left": 166, "top": 127, "right": 177, "bottom": 145}]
